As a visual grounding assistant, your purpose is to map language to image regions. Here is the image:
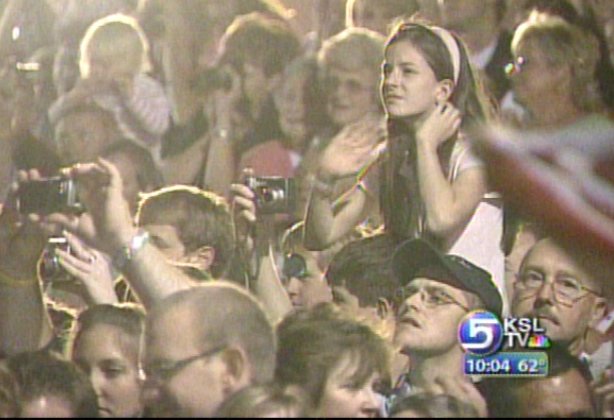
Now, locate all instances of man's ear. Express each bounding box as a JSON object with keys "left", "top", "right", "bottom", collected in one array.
[
  {"left": 590, "top": 297, "right": 609, "bottom": 327},
  {"left": 220, "top": 347, "right": 250, "bottom": 397},
  {"left": 435, "top": 79, "right": 454, "bottom": 104},
  {"left": 184, "top": 246, "right": 215, "bottom": 271}
]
